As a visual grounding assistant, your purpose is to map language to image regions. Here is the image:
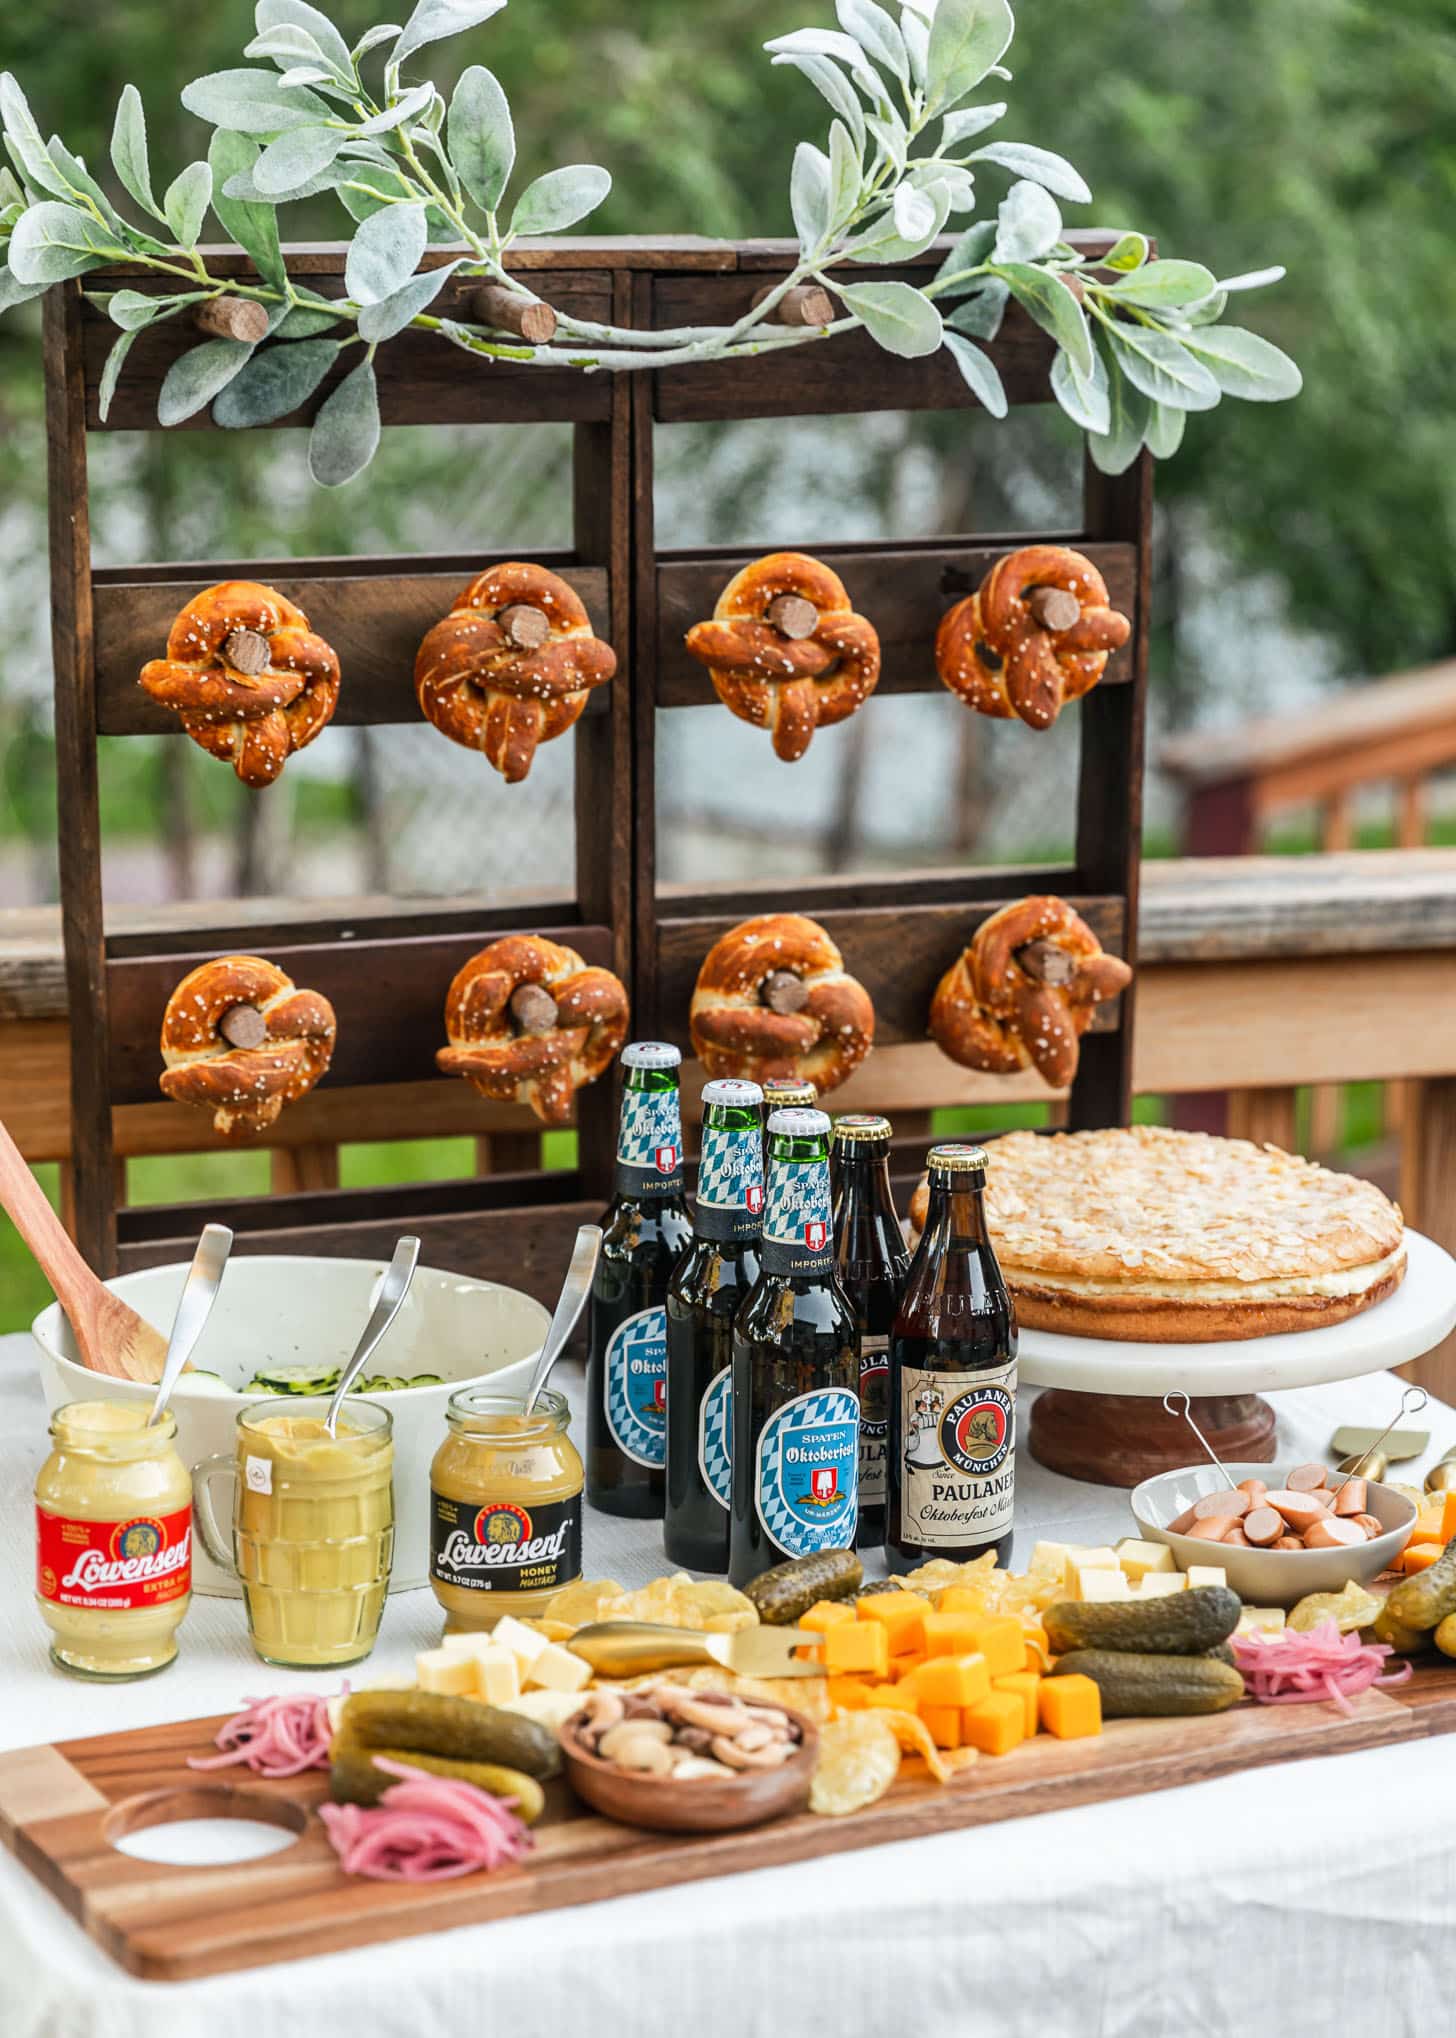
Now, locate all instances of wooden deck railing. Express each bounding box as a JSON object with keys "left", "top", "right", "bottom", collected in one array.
[{"left": 2, "top": 850, "right": 1454, "bottom": 1391}]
